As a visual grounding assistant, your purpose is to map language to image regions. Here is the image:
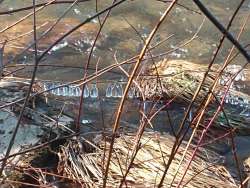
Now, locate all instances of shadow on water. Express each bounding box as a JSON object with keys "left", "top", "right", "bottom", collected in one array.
[{"left": 1, "top": 0, "right": 250, "bottom": 186}]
